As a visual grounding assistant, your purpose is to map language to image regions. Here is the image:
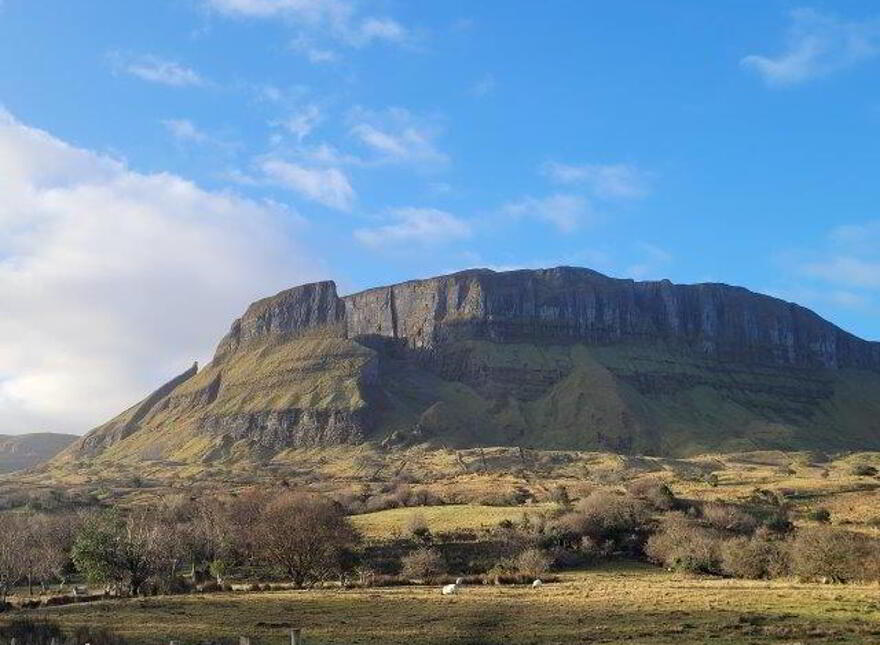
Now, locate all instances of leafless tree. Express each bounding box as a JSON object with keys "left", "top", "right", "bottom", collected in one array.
[{"left": 253, "top": 493, "right": 360, "bottom": 587}]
